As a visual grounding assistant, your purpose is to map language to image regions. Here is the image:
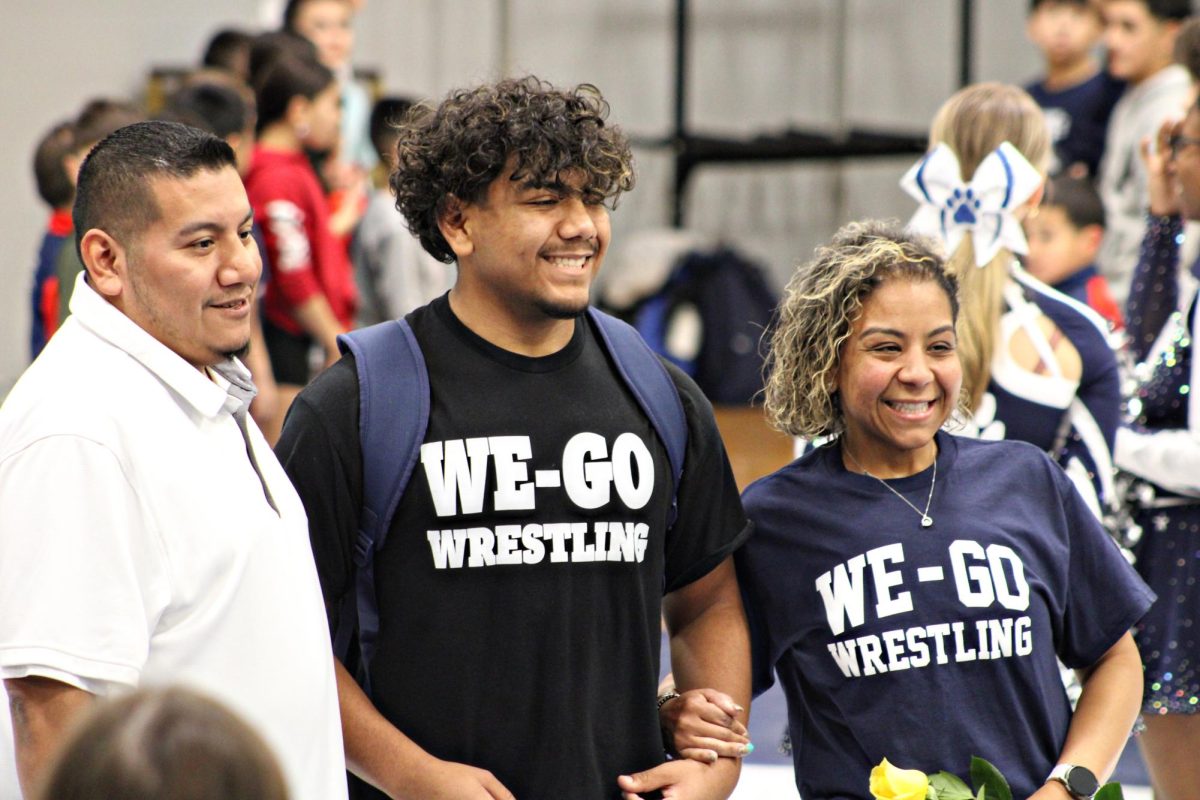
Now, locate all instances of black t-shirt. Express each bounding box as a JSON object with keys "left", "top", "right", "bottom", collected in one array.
[{"left": 277, "top": 294, "right": 750, "bottom": 799}]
